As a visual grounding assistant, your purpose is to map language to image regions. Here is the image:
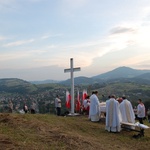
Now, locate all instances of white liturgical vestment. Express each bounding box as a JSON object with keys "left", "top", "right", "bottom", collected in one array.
[
  {"left": 89, "top": 94, "right": 100, "bottom": 122},
  {"left": 119, "top": 99, "right": 135, "bottom": 124},
  {"left": 105, "top": 98, "right": 122, "bottom": 132}
]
